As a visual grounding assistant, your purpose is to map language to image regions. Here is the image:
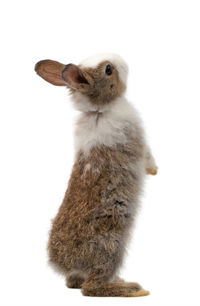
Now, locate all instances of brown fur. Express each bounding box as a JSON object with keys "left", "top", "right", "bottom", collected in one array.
[
  {"left": 66, "top": 271, "right": 86, "bottom": 289},
  {"left": 66, "top": 272, "right": 125, "bottom": 289}
]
